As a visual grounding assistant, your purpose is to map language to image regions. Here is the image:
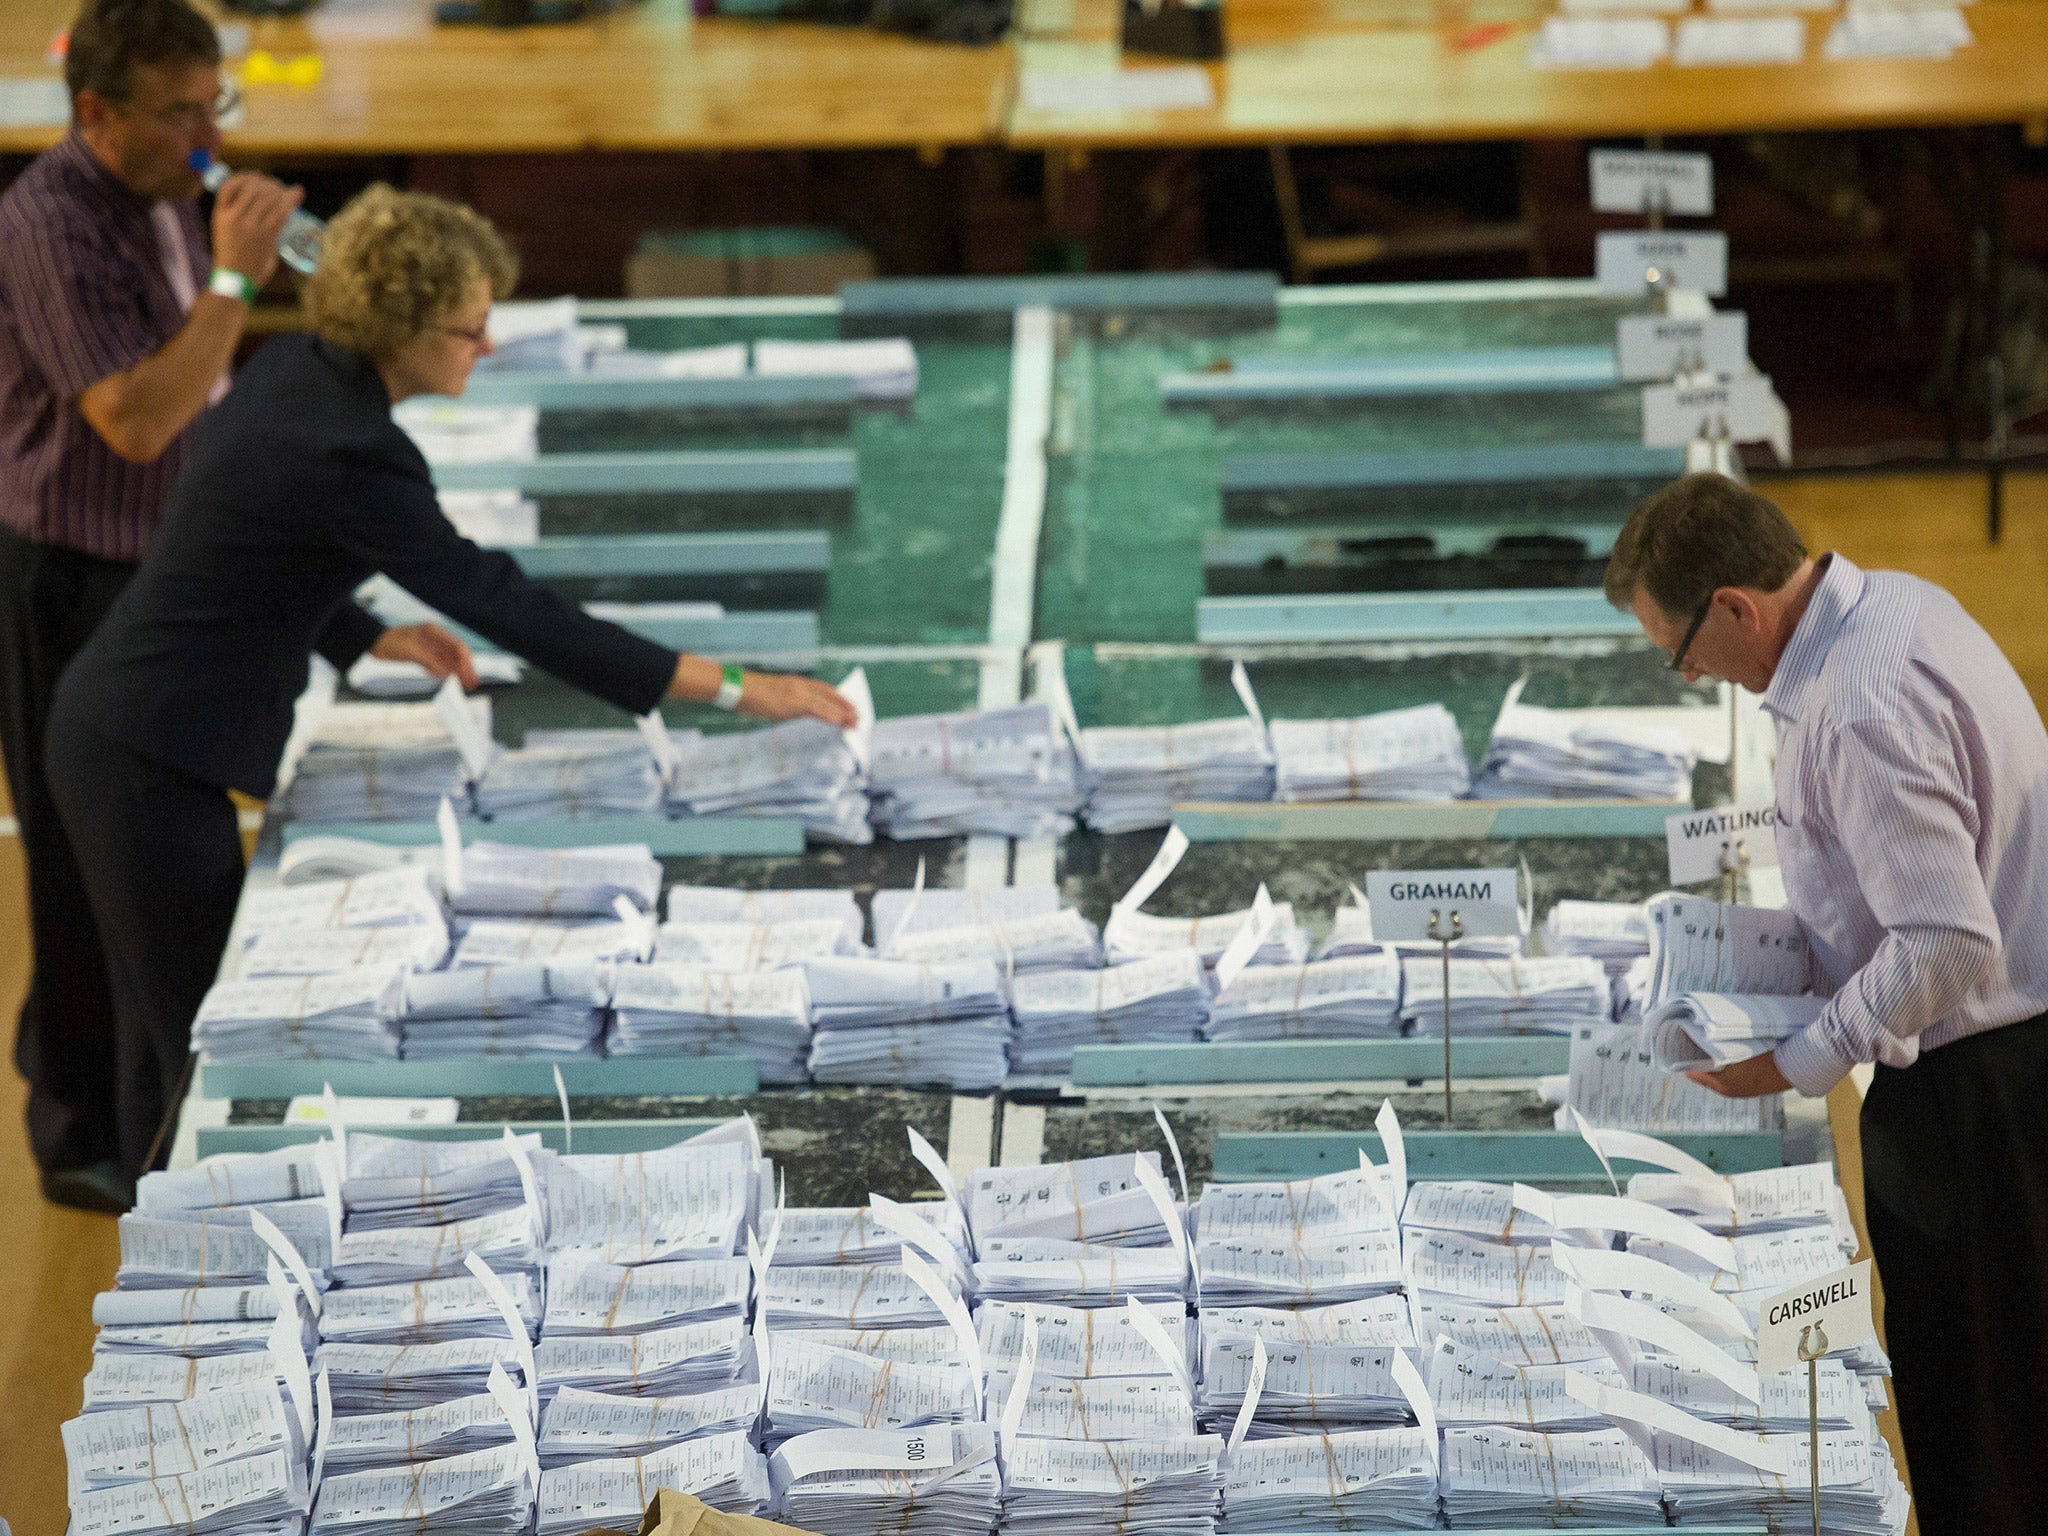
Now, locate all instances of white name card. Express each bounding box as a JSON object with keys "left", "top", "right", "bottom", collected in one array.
[
  {"left": 1596, "top": 231, "right": 1729, "bottom": 296},
  {"left": 1756, "top": 1259, "right": 1874, "bottom": 1376},
  {"left": 1617, "top": 312, "right": 1749, "bottom": 381},
  {"left": 1364, "top": 869, "right": 1520, "bottom": 944},
  {"left": 1642, "top": 374, "right": 1791, "bottom": 463},
  {"left": 1665, "top": 803, "right": 1780, "bottom": 885},
  {"left": 1590, "top": 150, "right": 1715, "bottom": 216}
]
